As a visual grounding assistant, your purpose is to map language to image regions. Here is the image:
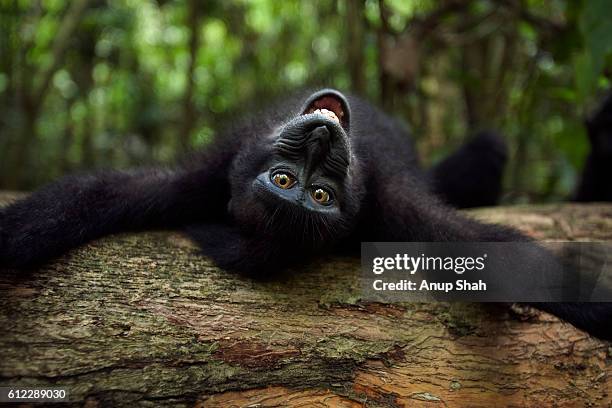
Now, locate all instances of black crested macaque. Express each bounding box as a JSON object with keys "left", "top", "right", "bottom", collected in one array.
[
  {"left": 574, "top": 92, "right": 612, "bottom": 202},
  {"left": 1, "top": 89, "right": 611, "bottom": 340}
]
